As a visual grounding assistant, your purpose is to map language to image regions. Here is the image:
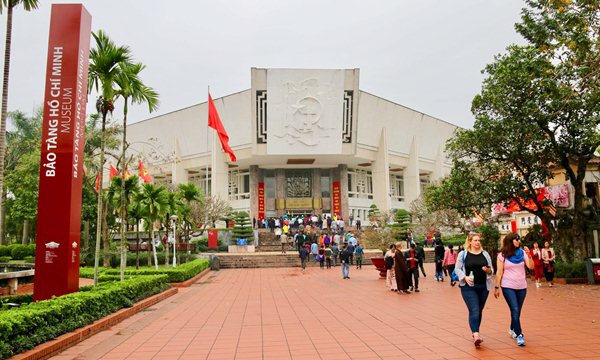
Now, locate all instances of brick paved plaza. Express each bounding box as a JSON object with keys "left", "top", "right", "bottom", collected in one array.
[{"left": 53, "top": 263, "right": 600, "bottom": 360}]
